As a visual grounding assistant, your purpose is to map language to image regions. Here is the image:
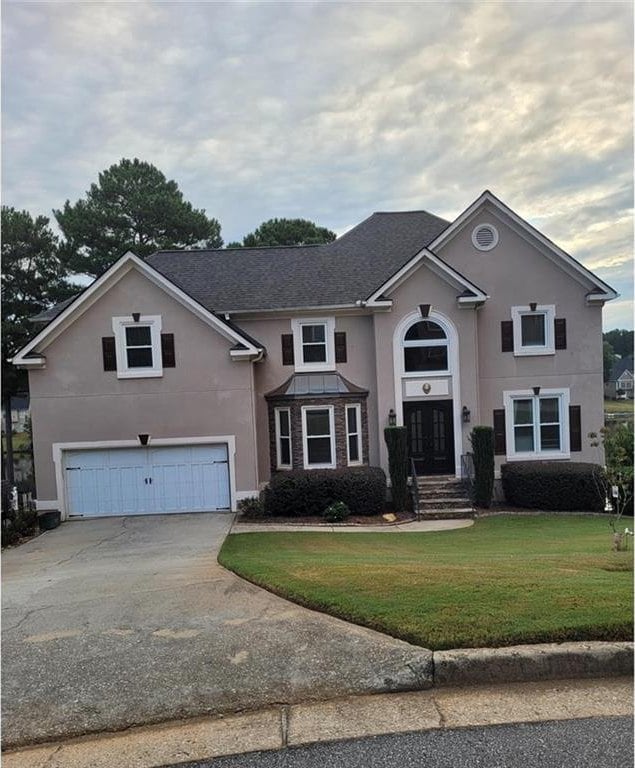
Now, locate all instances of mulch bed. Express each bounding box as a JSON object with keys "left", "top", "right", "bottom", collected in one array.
[{"left": 238, "top": 509, "right": 417, "bottom": 526}]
